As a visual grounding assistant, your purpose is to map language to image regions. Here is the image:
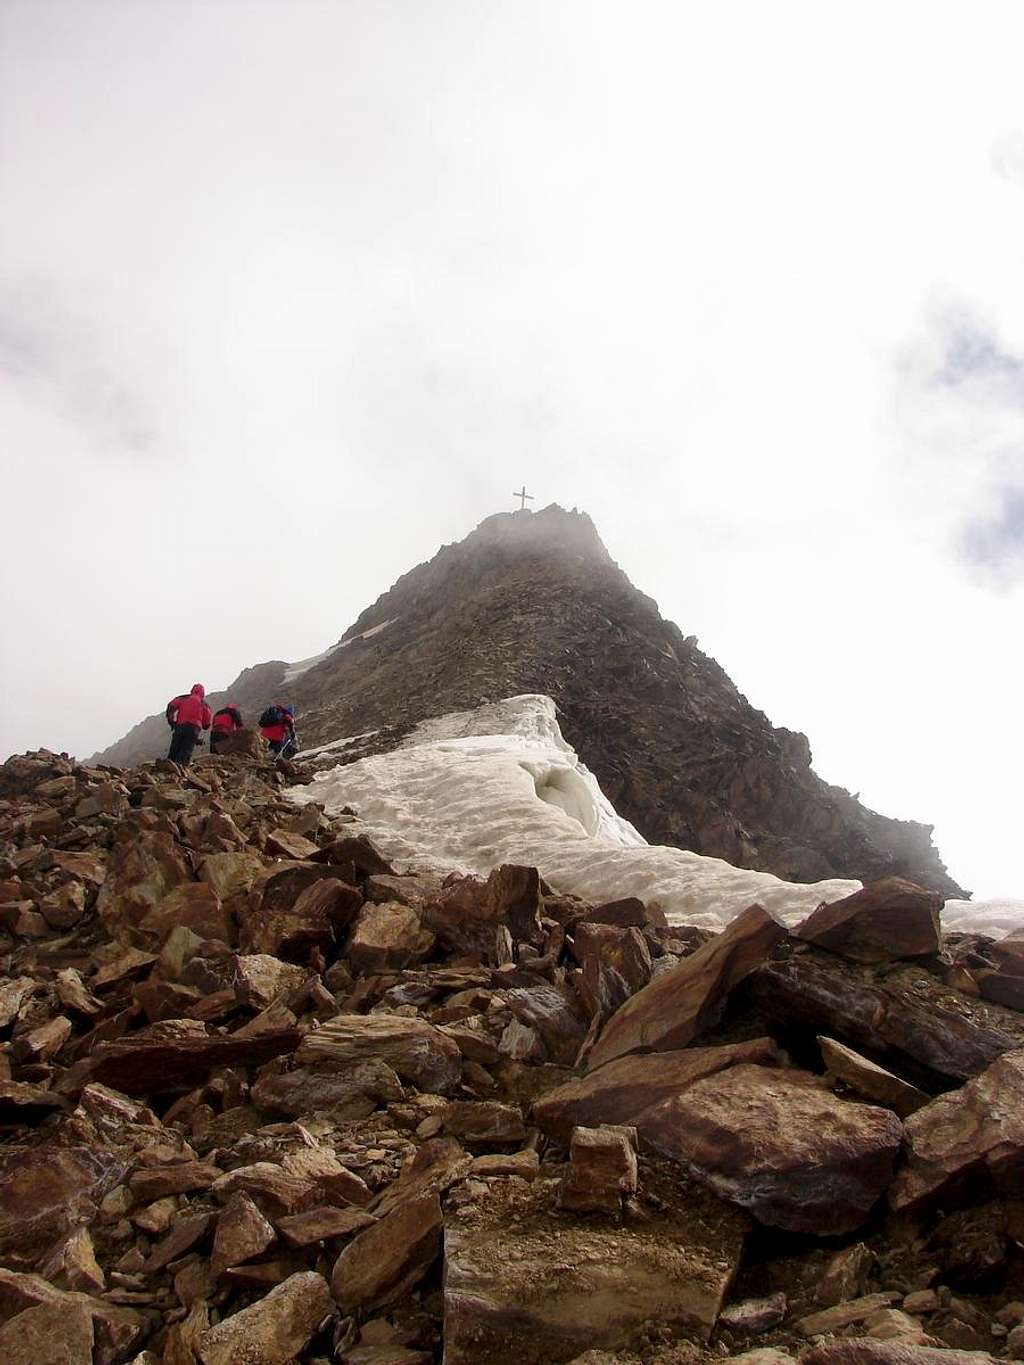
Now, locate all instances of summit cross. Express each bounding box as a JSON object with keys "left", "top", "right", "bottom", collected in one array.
[{"left": 513, "top": 485, "right": 534, "bottom": 511}]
